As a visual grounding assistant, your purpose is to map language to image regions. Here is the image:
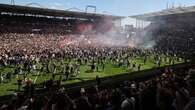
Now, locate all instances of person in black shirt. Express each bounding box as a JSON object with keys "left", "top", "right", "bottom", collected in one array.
[
  {"left": 138, "top": 64, "right": 141, "bottom": 71},
  {"left": 91, "top": 63, "right": 95, "bottom": 72},
  {"left": 65, "top": 65, "right": 70, "bottom": 80},
  {"left": 96, "top": 75, "right": 101, "bottom": 86},
  {"left": 17, "top": 78, "right": 22, "bottom": 91}
]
